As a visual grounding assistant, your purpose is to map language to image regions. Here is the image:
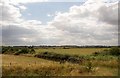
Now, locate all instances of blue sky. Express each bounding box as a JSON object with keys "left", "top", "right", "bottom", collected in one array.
[
  {"left": 22, "top": 2, "right": 83, "bottom": 24},
  {"left": 20, "top": 0, "right": 119, "bottom": 24}
]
